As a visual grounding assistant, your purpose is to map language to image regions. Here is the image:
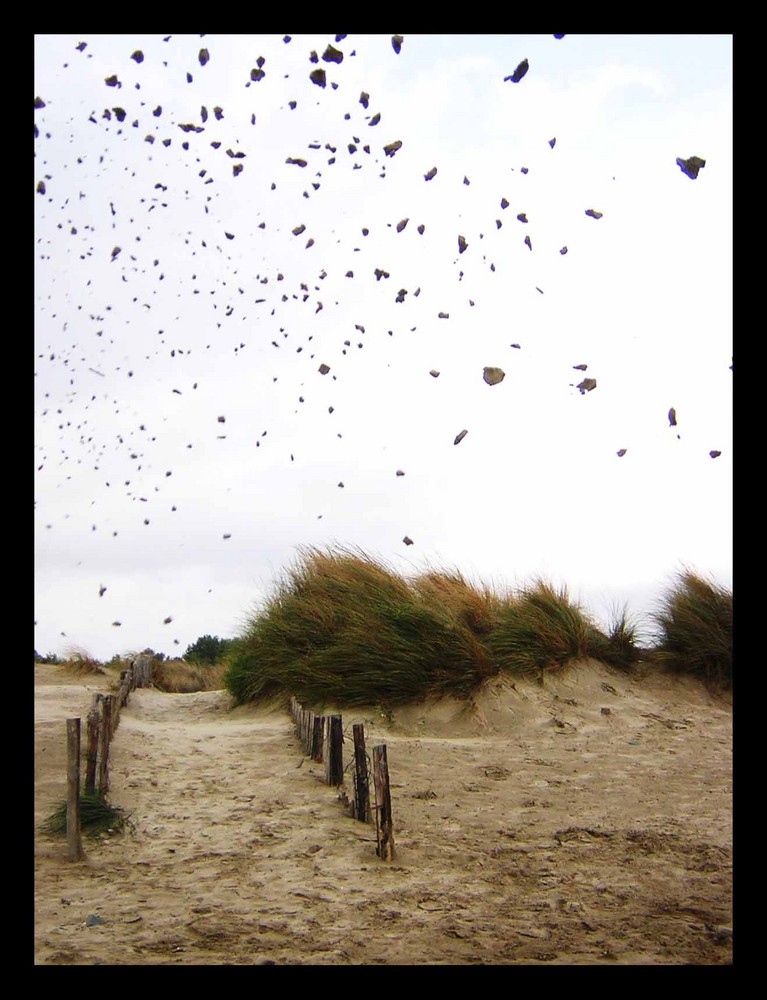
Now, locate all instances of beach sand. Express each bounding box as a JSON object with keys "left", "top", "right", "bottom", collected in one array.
[{"left": 34, "top": 658, "right": 732, "bottom": 965}]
